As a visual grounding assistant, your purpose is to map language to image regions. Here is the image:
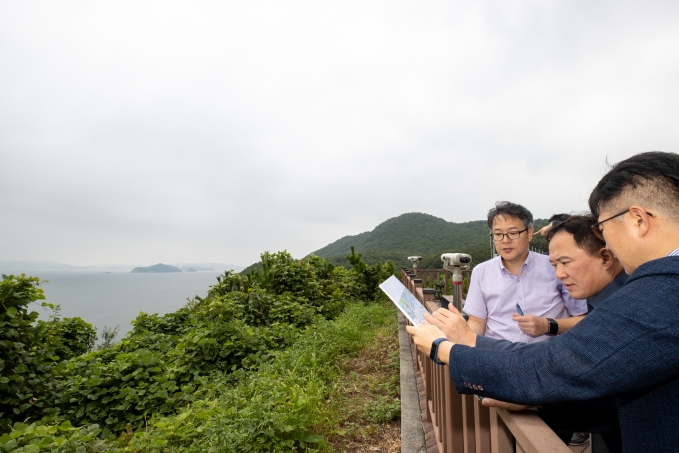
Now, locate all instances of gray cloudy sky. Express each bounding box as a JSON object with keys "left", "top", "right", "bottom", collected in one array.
[{"left": 2, "top": 0, "right": 679, "bottom": 267}]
